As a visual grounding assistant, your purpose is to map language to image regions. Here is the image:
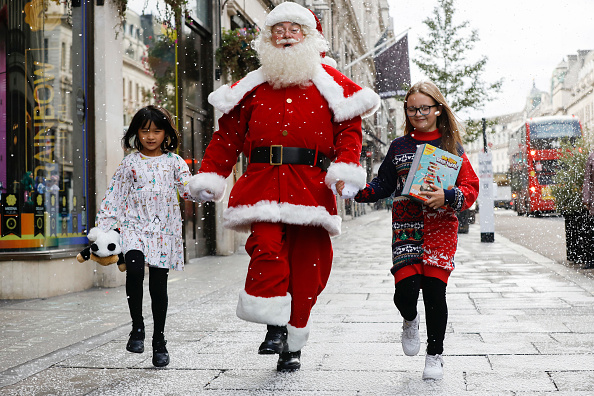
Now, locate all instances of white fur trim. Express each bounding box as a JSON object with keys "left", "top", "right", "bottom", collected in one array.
[
  {"left": 224, "top": 201, "right": 342, "bottom": 237},
  {"left": 189, "top": 172, "right": 227, "bottom": 202},
  {"left": 325, "top": 162, "right": 367, "bottom": 190},
  {"left": 209, "top": 66, "right": 379, "bottom": 122},
  {"left": 265, "top": 2, "right": 316, "bottom": 28},
  {"left": 208, "top": 69, "right": 266, "bottom": 114},
  {"left": 311, "top": 65, "right": 381, "bottom": 122},
  {"left": 287, "top": 322, "right": 311, "bottom": 352},
  {"left": 321, "top": 56, "right": 337, "bottom": 68},
  {"left": 236, "top": 290, "right": 291, "bottom": 325}
]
